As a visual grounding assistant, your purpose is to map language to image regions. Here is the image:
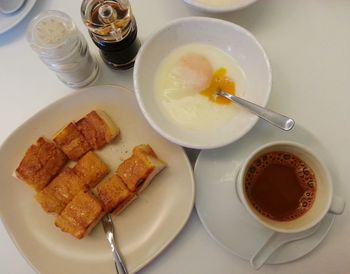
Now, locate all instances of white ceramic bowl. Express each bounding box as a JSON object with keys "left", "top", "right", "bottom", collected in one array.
[
  {"left": 183, "top": 0, "right": 258, "bottom": 13},
  {"left": 134, "top": 17, "right": 272, "bottom": 149}
]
